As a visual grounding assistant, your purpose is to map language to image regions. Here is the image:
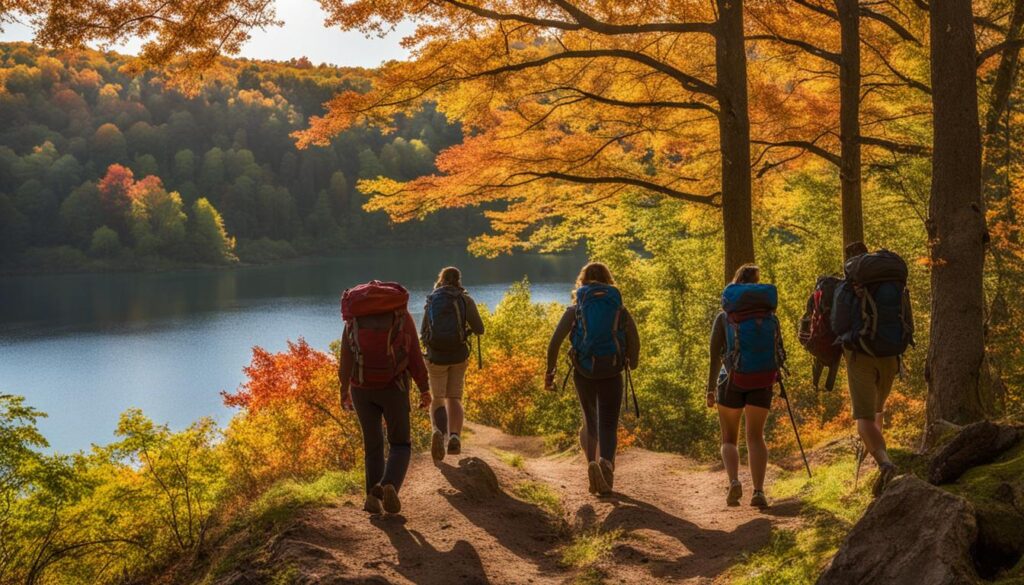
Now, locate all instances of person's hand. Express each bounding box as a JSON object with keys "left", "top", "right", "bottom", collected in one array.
[
  {"left": 341, "top": 390, "right": 354, "bottom": 412},
  {"left": 544, "top": 371, "right": 557, "bottom": 392},
  {"left": 706, "top": 390, "right": 716, "bottom": 409},
  {"left": 418, "top": 391, "right": 432, "bottom": 410}
]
